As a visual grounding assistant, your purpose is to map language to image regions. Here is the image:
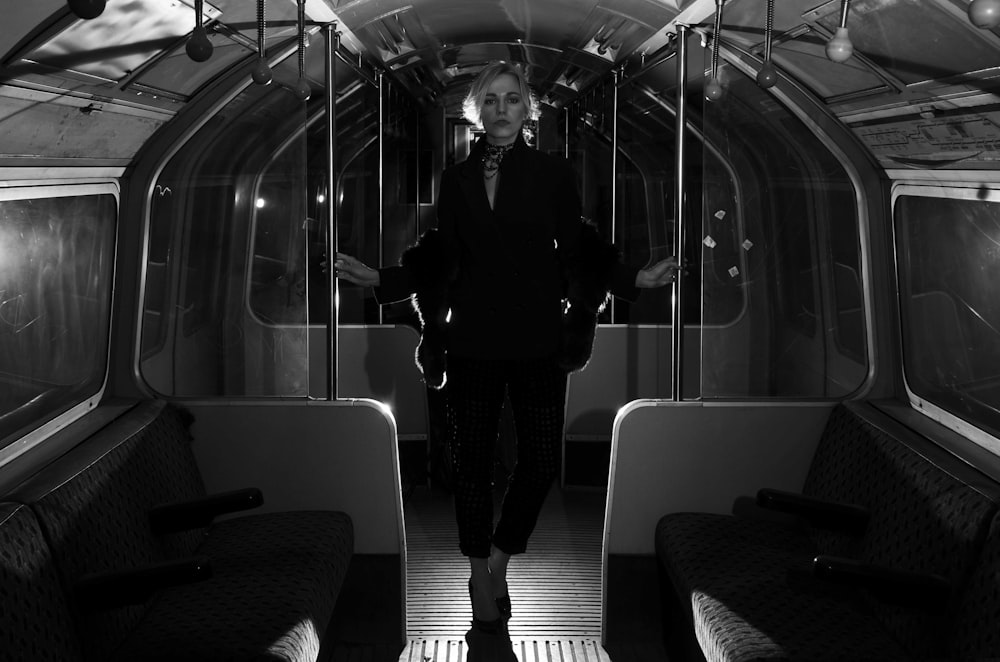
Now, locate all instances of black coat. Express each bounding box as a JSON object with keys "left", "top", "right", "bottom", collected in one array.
[{"left": 377, "top": 134, "right": 639, "bottom": 387}]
